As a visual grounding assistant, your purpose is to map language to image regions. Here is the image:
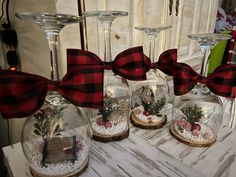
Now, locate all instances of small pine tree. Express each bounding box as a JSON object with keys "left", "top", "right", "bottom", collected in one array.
[
  {"left": 181, "top": 104, "right": 203, "bottom": 125},
  {"left": 142, "top": 97, "right": 166, "bottom": 116},
  {"left": 149, "top": 97, "right": 166, "bottom": 116},
  {"left": 101, "top": 97, "right": 118, "bottom": 121}
]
